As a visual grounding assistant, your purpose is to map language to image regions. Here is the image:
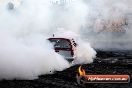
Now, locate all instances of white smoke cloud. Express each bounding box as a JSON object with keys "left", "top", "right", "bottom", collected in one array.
[
  {"left": 0, "top": 29, "right": 70, "bottom": 80},
  {"left": 0, "top": 0, "right": 96, "bottom": 80},
  {"left": 73, "top": 41, "right": 96, "bottom": 65}
]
